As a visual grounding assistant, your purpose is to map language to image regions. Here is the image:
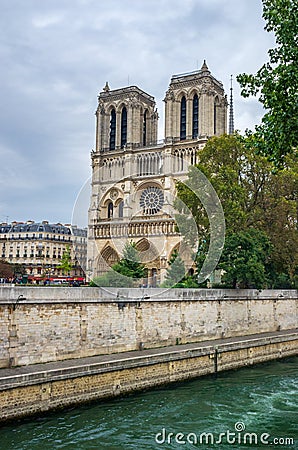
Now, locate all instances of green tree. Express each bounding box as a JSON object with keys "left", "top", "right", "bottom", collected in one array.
[
  {"left": 176, "top": 134, "right": 272, "bottom": 235},
  {"left": 58, "top": 245, "right": 73, "bottom": 275},
  {"left": 255, "top": 153, "right": 298, "bottom": 279},
  {"left": 237, "top": 0, "right": 298, "bottom": 164},
  {"left": 90, "top": 270, "right": 135, "bottom": 288},
  {"left": 113, "top": 242, "right": 145, "bottom": 280},
  {"left": 219, "top": 229, "right": 272, "bottom": 289},
  {"left": 176, "top": 134, "right": 298, "bottom": 287},
  {"left": 90, "top": 242, "right": 145, "bottom": 287},
  {"left": 161, "top": 250, "right": 187, "bottom": 288}
]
